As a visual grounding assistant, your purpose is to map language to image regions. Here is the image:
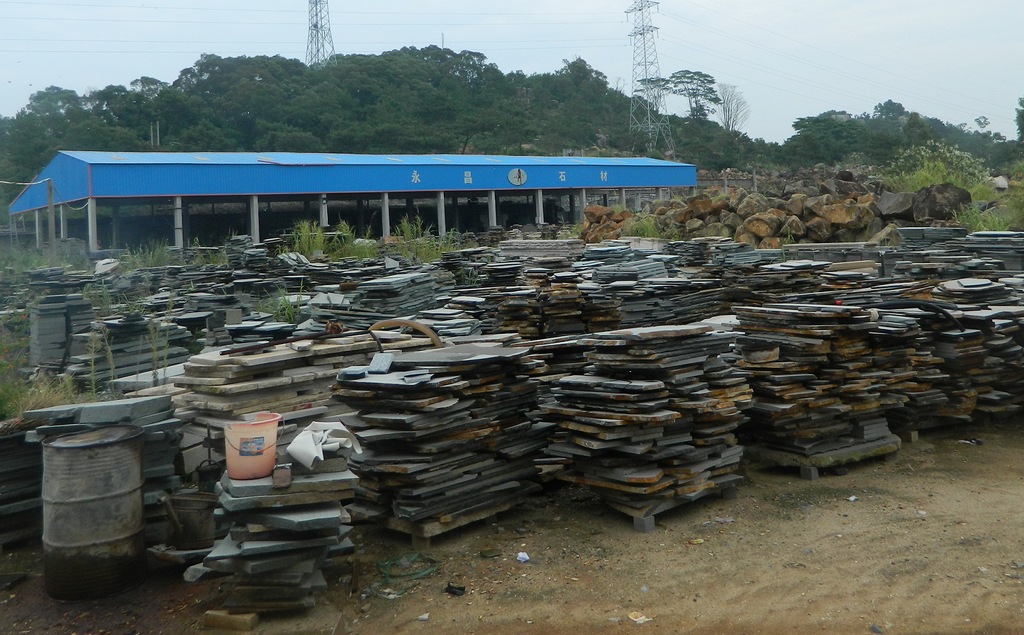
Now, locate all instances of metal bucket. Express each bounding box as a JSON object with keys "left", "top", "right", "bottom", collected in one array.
[
  {"left": 42, "top": 425, "right": 146, "bottom": 601},
  {"left": 162, "top": 490, "right": 218, "bottom": 550}
]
